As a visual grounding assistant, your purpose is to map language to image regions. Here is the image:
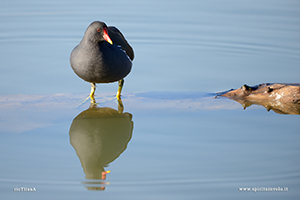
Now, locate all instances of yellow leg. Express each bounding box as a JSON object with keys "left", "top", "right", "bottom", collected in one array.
[
  {"left": 117, "top": 98, "right": 124, "bottom": 113},
  {"left": 116, "top": 79, "right": 124, "bottom": 100},
  {"left": 89, "top": 83, "right": 96, "bottom": 104}
]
